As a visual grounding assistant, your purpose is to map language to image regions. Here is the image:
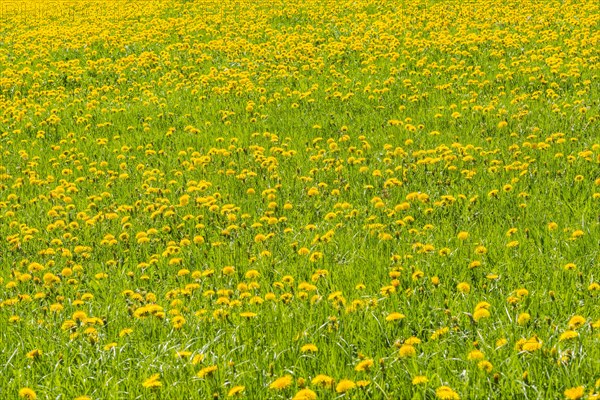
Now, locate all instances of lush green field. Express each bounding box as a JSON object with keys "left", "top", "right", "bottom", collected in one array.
[{"left": 0, "top": 0, "right": 599, "bottom": 398}]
